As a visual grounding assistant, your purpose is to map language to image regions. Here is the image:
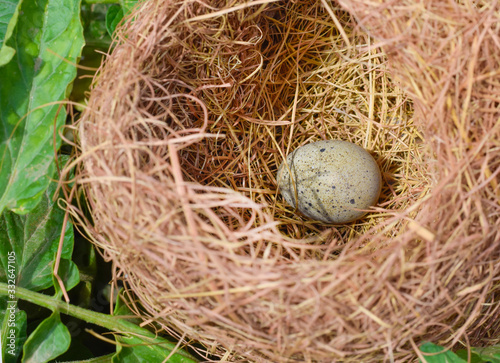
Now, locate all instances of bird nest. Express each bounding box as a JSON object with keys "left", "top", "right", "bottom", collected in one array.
[{"left": 68, "top": 0, "right": 500, "bottom": 361}]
